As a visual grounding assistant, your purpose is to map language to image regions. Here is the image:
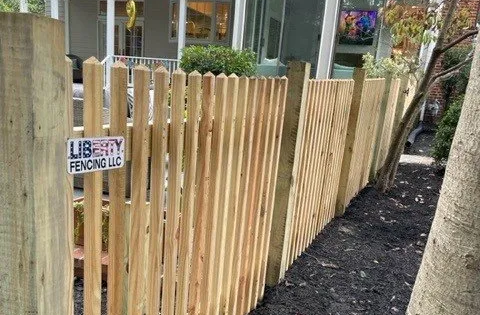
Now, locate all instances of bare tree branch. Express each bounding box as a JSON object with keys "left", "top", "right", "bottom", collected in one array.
[
  {"left": 439, "top": 29, "right": 479, "bottom": 53},
  {"left": 428, "top": 57, "right": 473, "bottom": 86}
]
